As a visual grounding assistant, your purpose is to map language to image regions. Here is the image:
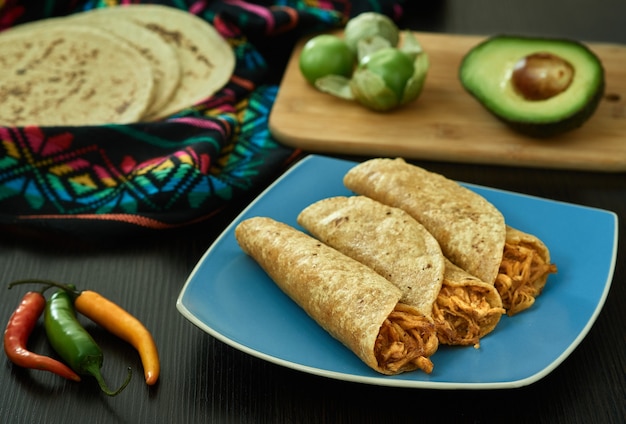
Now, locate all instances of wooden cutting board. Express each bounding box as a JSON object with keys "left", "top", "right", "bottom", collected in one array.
[{"left": 269, "top": 32, "right": 626, "bottom": 172}]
